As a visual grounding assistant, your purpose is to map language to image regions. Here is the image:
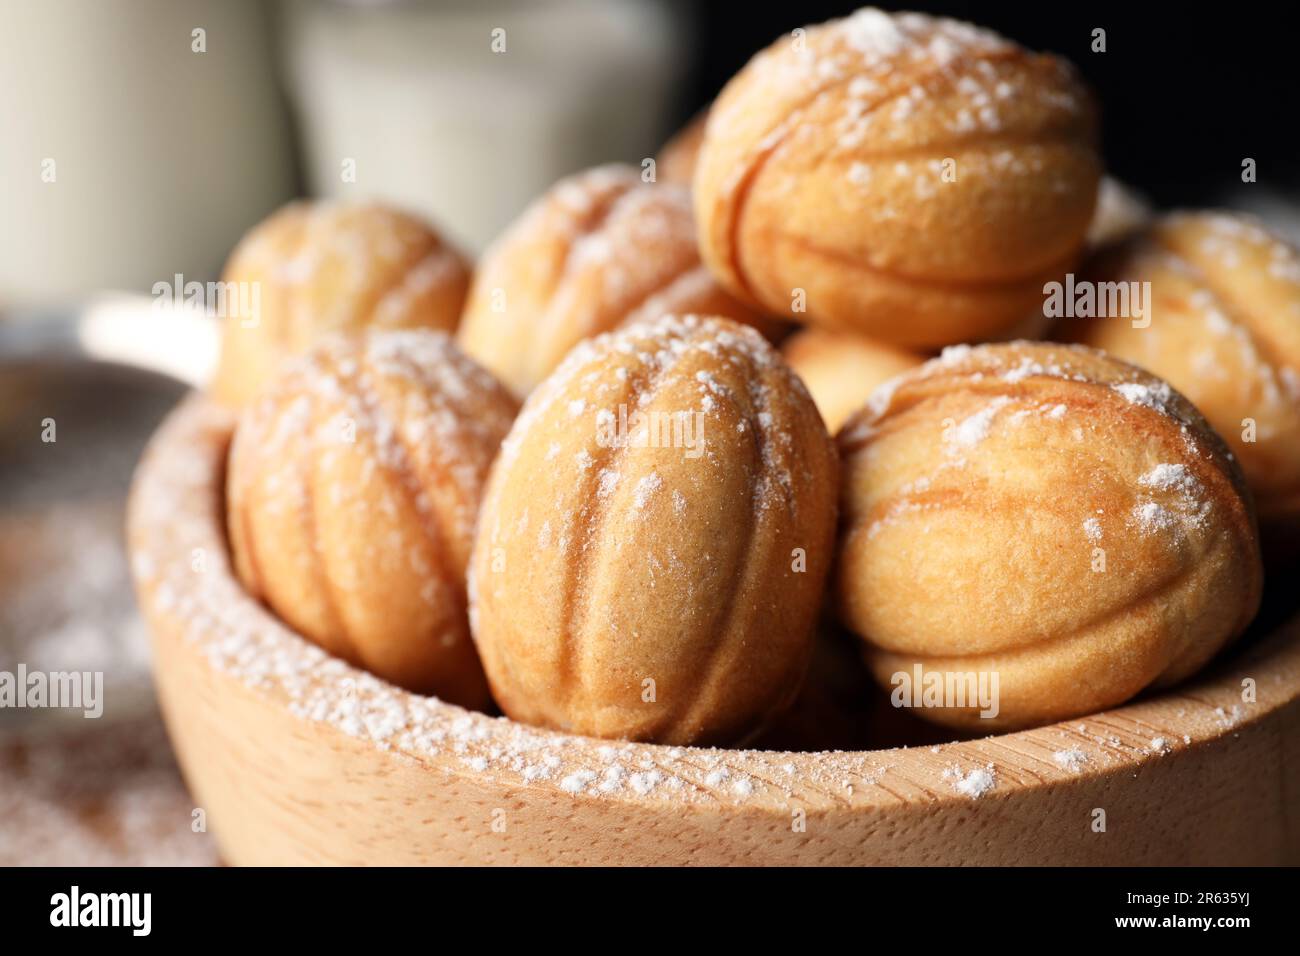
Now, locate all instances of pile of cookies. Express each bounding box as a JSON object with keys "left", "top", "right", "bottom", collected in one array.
[{"left": 212, "top": 8, "right": 1297, "bottom": 746}]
